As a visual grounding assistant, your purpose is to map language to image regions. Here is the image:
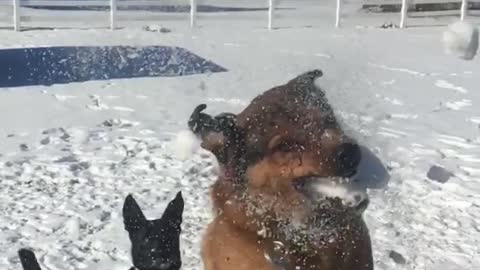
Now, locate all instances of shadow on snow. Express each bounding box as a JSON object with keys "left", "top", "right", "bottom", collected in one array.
[{"left": 0, "top": 46, "right": 227, "bottom": 88}]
